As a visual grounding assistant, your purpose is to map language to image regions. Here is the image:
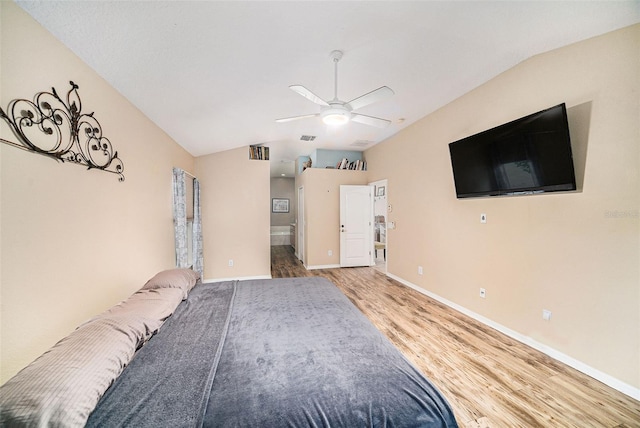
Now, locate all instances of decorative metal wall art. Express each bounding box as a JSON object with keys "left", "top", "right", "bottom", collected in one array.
[{"left": 0, "top": 81, "right": 125, "bottom": 181}]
